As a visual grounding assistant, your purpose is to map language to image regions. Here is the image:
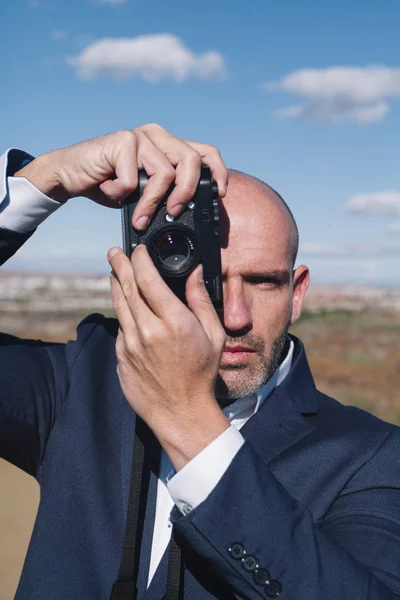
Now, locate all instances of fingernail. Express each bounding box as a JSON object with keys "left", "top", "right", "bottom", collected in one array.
[
  {"left": 169, "top": 204, "right": 185, "bottom": 217},
  {"left": 107, "top": 247, "right": 119, "bottom": 260},
  {"left": 136, "top": 215, "right": 149, "bottom": 230}
]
